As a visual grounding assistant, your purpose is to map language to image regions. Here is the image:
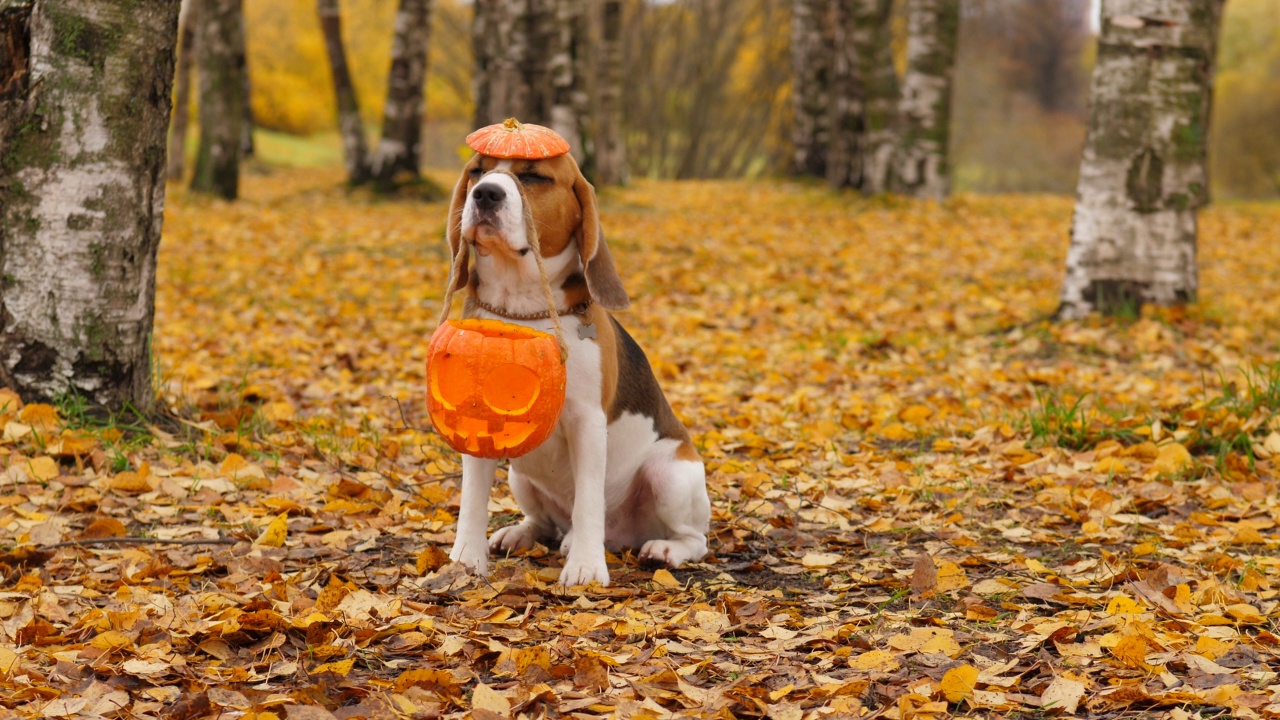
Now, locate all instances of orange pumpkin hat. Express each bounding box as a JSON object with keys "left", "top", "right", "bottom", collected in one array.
[{"left": 465, "top": 118, "right": 571, "bottom": 160}]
